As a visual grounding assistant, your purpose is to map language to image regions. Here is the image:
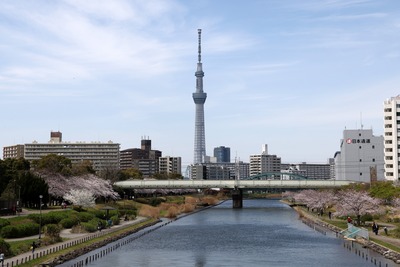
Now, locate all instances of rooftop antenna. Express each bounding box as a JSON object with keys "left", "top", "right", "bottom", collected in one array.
[
  {"left": 198, "top": 29, "right": 202, "bottom": 63},
  {"left": 360, "top": 112, "right": 363, "bottom": 129}
]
